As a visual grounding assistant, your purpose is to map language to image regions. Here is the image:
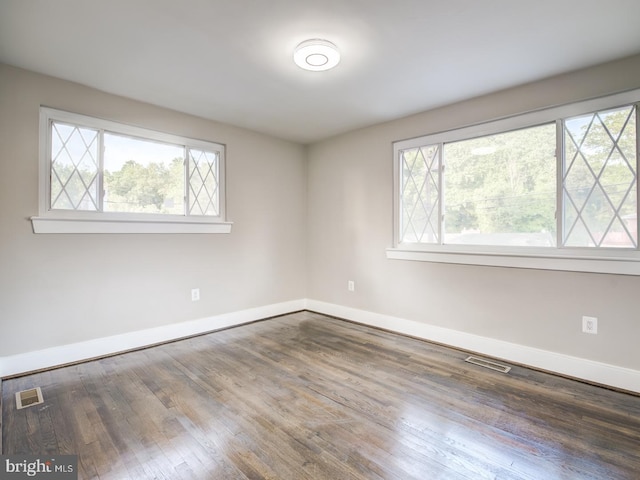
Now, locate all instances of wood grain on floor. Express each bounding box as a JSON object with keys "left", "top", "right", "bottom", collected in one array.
[{"left": 2, "top": 311, "right": 639, "bottom": 479}]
